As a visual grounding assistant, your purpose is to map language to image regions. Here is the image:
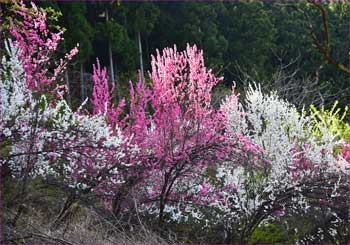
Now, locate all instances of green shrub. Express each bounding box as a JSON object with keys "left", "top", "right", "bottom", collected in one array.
[{"left": 249, "top": 222, "right": 292, "bottom": 244}]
